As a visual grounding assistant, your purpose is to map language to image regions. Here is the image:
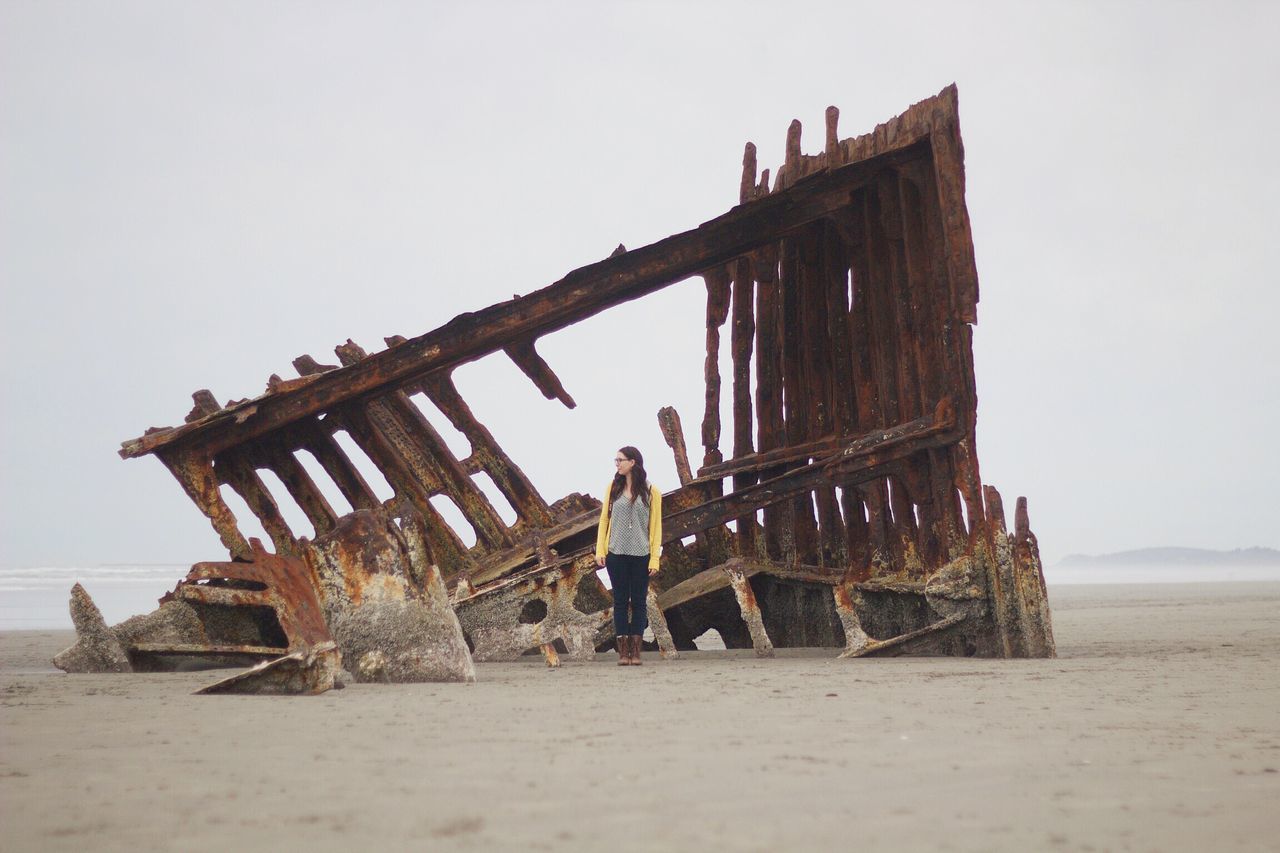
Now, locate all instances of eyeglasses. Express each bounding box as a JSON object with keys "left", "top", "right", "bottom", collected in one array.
[{"left": 614, "top": 457, "right": 631, "bottom": 464}]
